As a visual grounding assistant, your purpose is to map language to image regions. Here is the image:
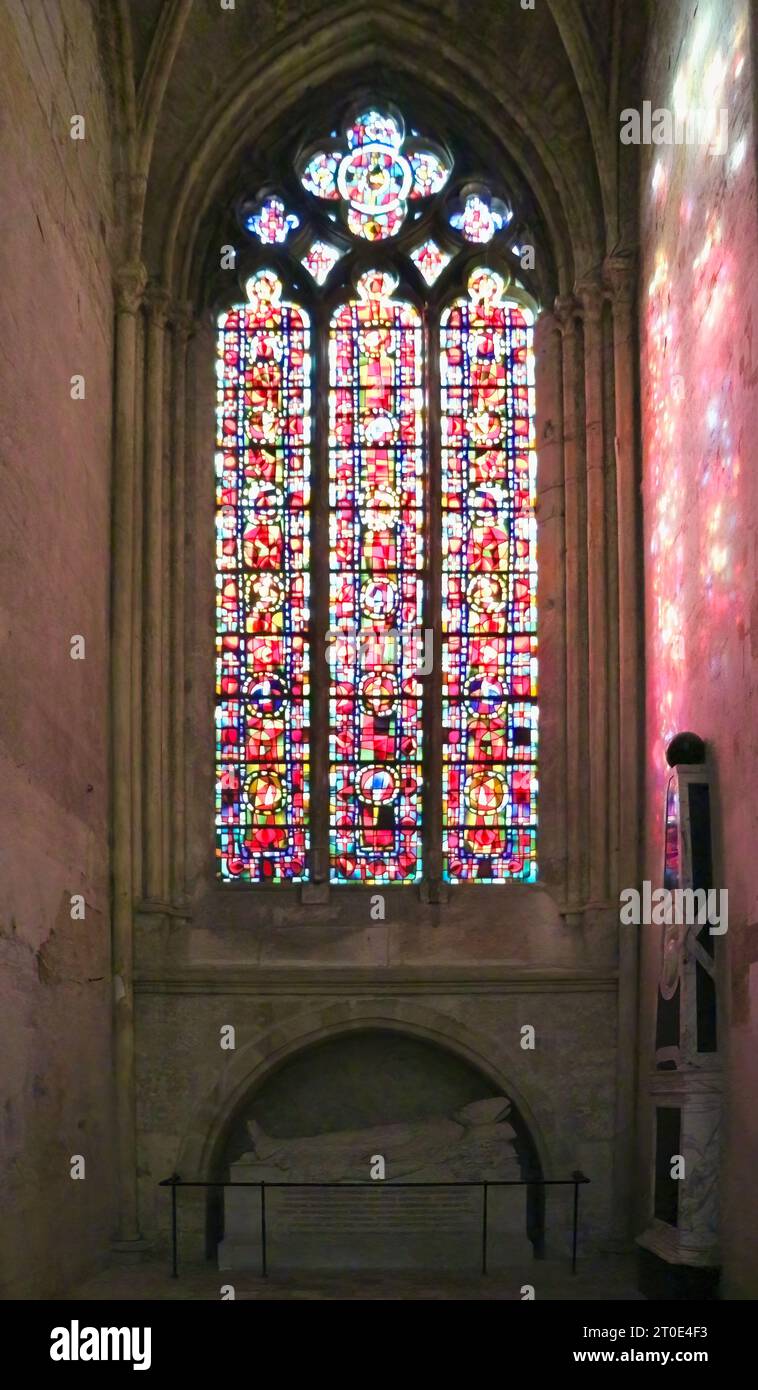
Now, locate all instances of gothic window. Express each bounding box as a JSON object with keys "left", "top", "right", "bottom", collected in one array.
[{"left": 215, "top": 103, "right": 538, "bottom": 887}]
